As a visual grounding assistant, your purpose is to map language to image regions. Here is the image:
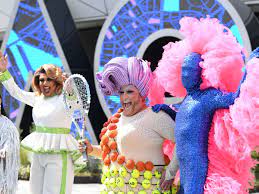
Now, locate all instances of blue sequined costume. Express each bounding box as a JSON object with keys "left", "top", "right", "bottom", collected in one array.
[{"left": 174, "top": 52, "right": 245, "bottom": 194}]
